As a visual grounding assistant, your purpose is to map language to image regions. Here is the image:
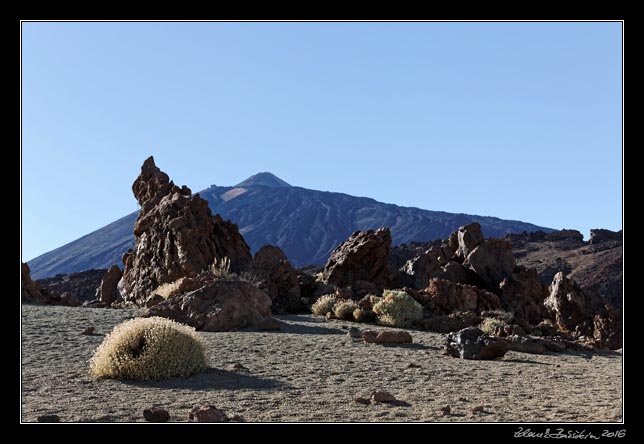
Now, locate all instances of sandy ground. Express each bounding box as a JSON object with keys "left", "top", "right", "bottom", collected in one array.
[{"left": 21, "top": 305, "right": 623, "bottom": 423}]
